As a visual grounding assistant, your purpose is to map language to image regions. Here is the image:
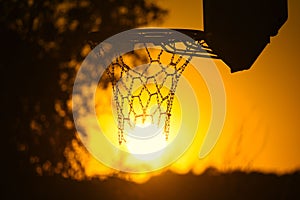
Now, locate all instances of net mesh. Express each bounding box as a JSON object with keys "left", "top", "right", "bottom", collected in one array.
[{"left": 105, "top": 47, "right": 192, "bottom": 144}]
